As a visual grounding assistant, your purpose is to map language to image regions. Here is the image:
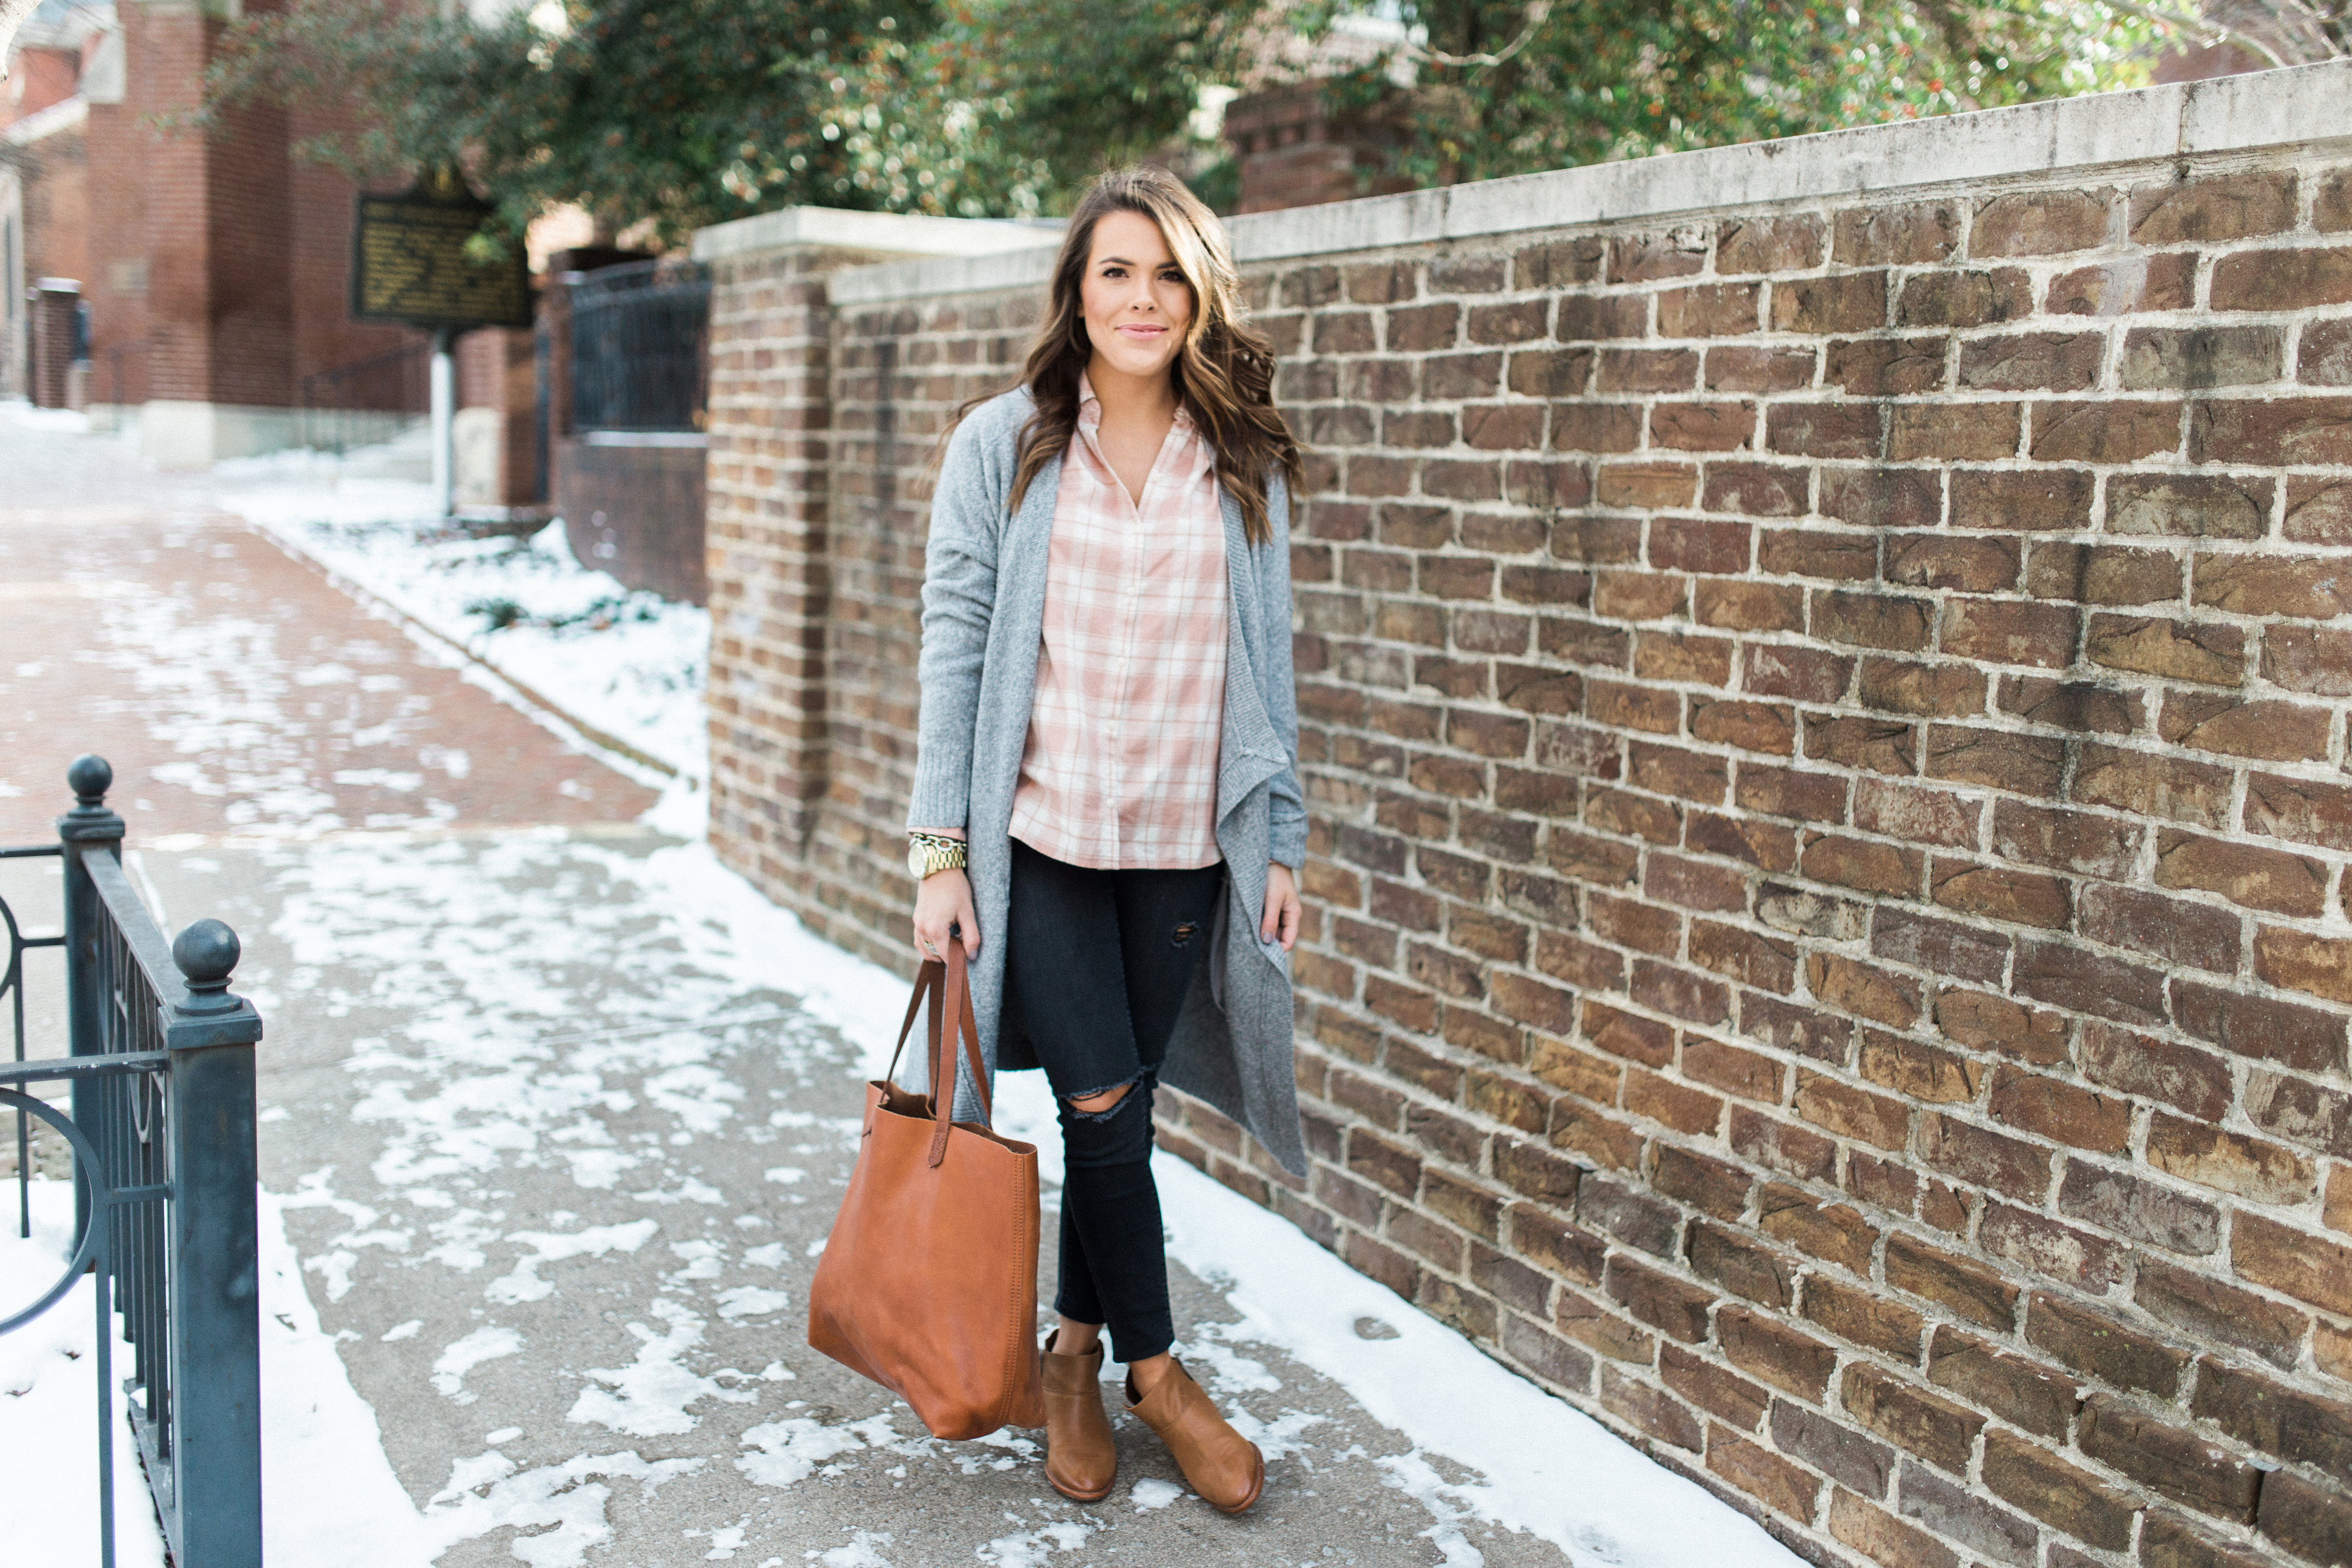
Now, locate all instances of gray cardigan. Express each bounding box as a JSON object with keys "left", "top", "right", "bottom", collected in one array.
[{"left": 906, "top": 386, "right": 1309, "bottom": 1175}]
